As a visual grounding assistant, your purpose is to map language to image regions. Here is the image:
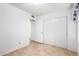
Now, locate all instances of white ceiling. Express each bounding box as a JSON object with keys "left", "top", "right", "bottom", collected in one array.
[{"left": 9, "top": 3, "right": 72, "bottom": 16}]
